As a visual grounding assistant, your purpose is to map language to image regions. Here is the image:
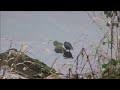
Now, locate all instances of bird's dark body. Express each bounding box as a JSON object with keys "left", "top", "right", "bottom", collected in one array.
[
  {"left": 64, "top": 42, "right": 73, "bottom": 50},
  {"left": 63, "top": 50, "right": 73, "bottom": 59}
]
